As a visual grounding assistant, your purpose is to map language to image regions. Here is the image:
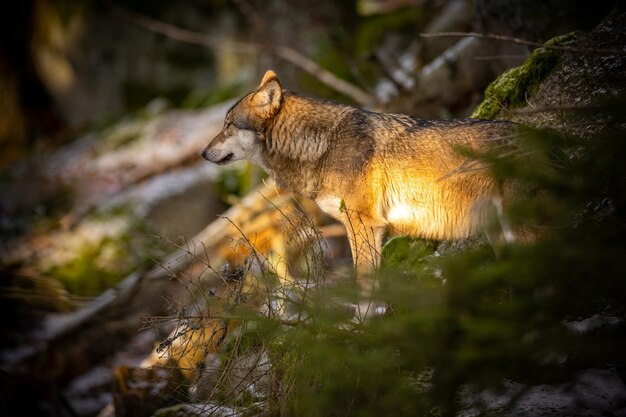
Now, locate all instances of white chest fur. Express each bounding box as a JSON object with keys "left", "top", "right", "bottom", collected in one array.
[{"left": 315, "top": 195, "right": 343, "bottom": 219}]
